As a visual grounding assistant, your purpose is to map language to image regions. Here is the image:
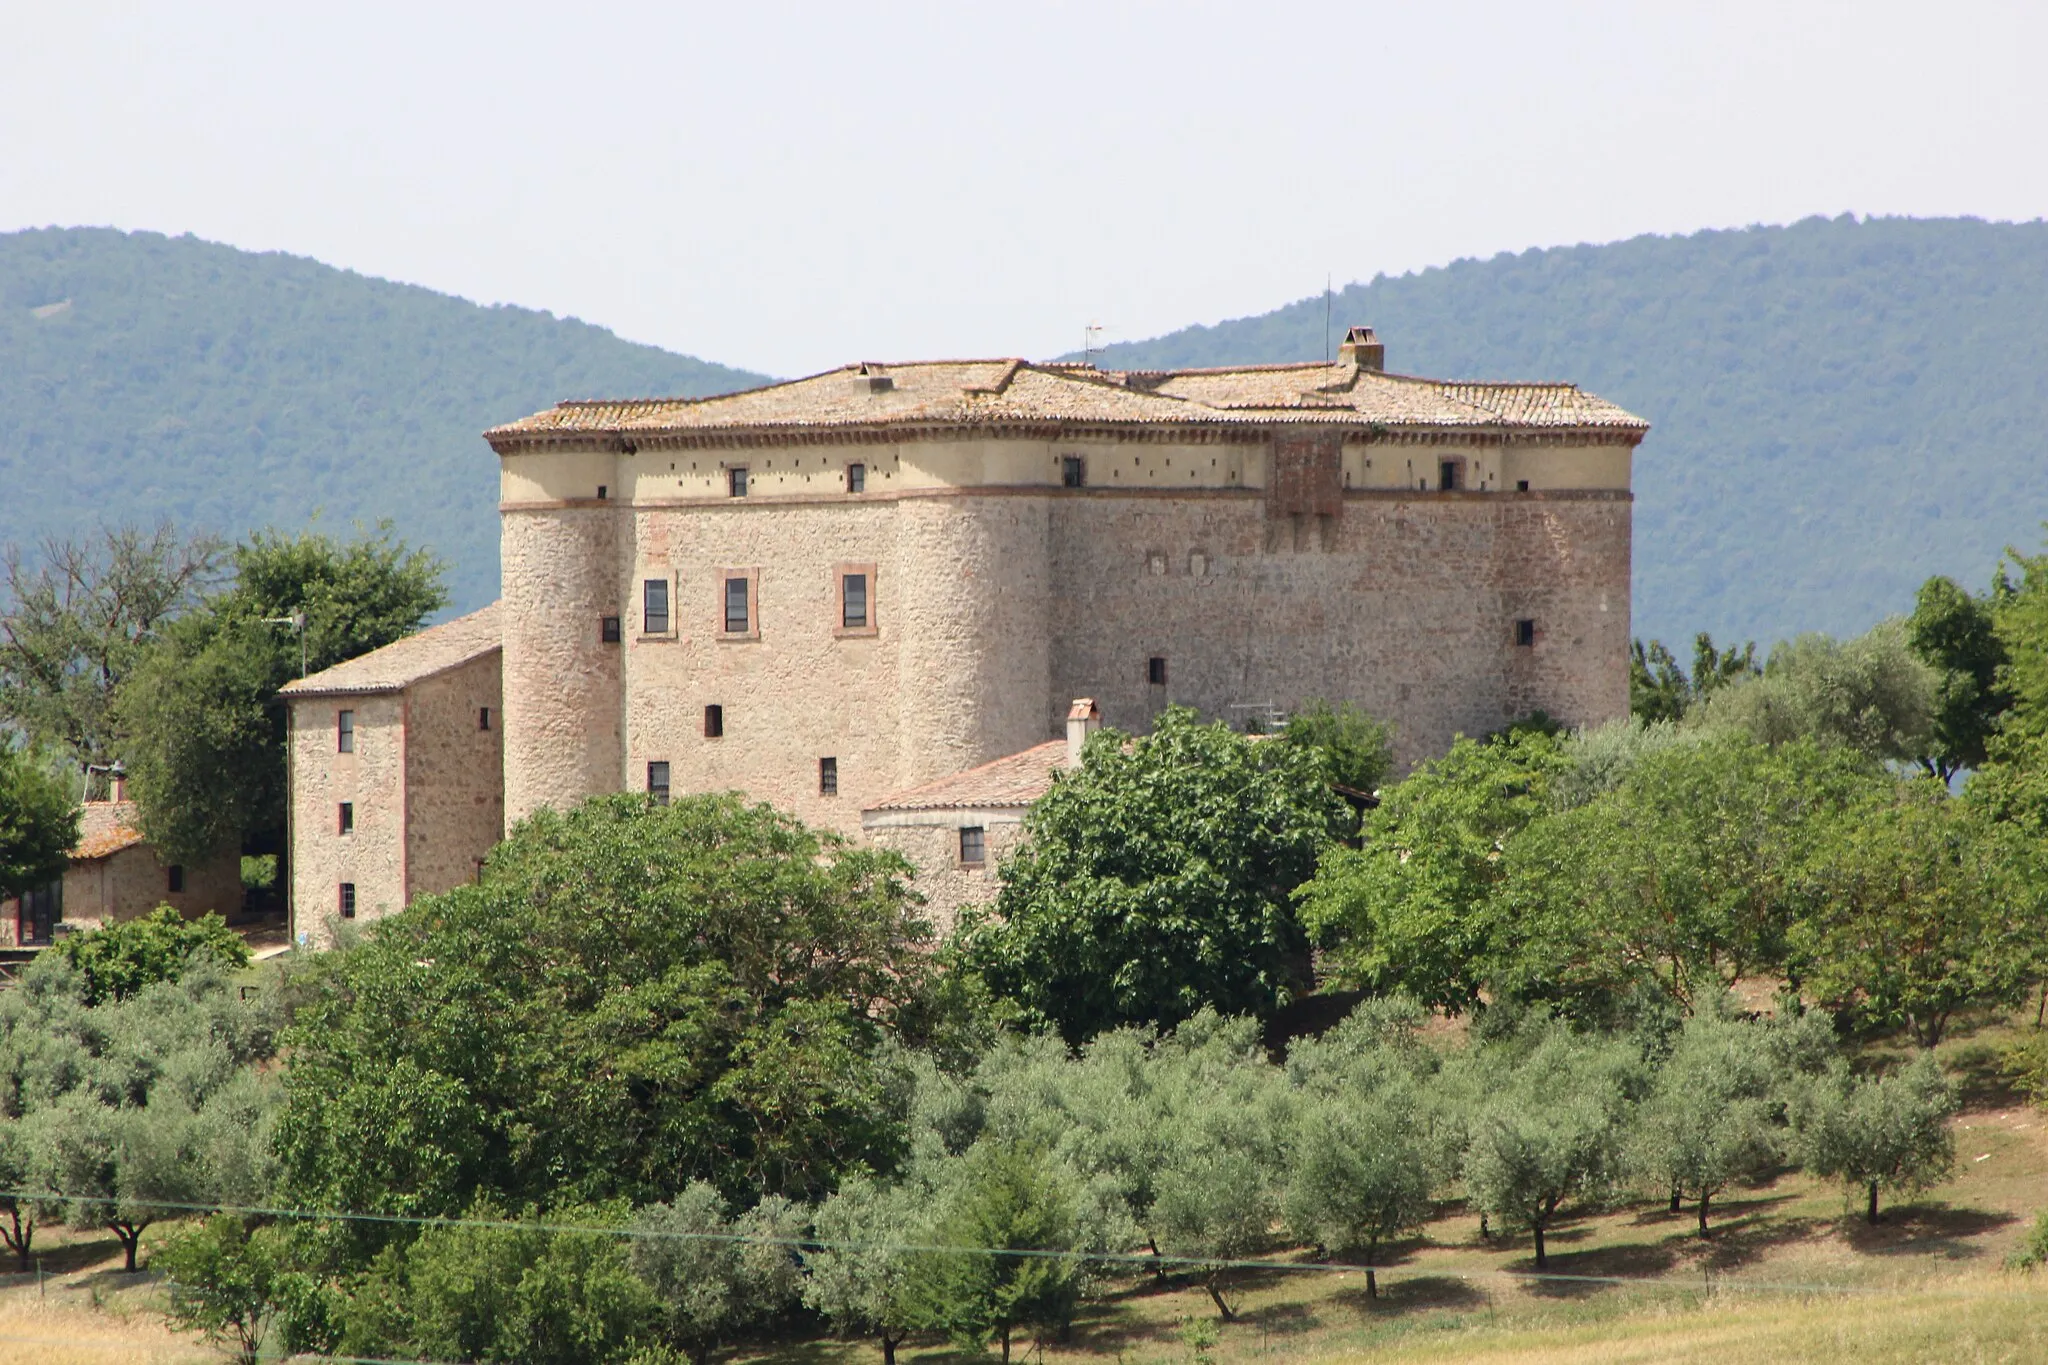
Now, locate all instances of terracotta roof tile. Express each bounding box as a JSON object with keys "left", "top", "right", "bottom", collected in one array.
[
  {"left": 864, "top": 741, "right": 1069, "bottom": 813},
  {"left": 279, "top": 603, "right": 500, "bottom": 699},
  {"left": 489, "top": 353, "right": 1648, "bottom": 443},
  {"left": 73, "top": 801, "right": 146, "bottom": 860}
]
